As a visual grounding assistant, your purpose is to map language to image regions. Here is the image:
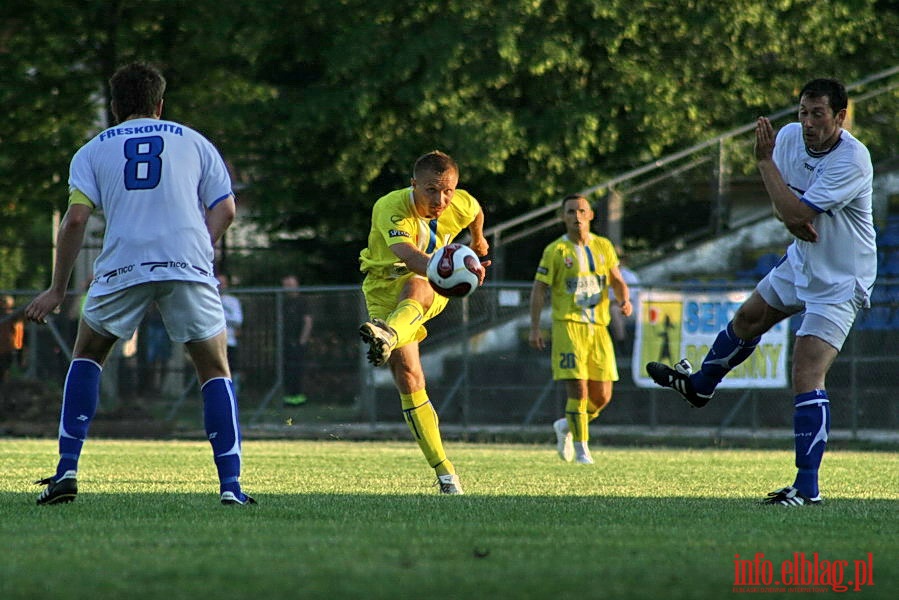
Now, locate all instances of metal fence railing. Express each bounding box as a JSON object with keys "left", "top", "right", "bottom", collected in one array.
[{"left": 2, "top": 278, "right": 897, "bottom": 438}]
